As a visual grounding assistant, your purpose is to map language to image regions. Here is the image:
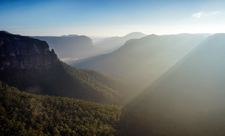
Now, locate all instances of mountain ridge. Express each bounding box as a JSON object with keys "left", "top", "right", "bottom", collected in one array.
[
  {"left": 120, "top": 33, "right": 225, "bottom": 136},
  {"left": 93, "top": 32, "right": 147, "bottom": 51},
  {"left": 73, "top": 34, "right": 206, "bottom": 89},
  {"left": 0, "top": 31, "right": 129, "bottom": 105}
]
